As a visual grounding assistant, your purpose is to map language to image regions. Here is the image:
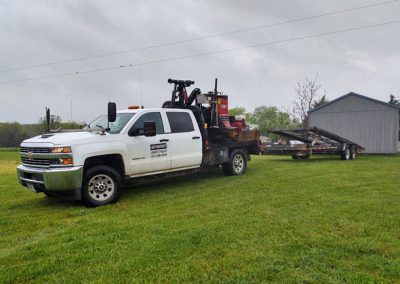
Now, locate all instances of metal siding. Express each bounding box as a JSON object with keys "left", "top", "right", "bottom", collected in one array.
[{"left": 309, "top": 95, "right": 399, "bottom": 154}]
